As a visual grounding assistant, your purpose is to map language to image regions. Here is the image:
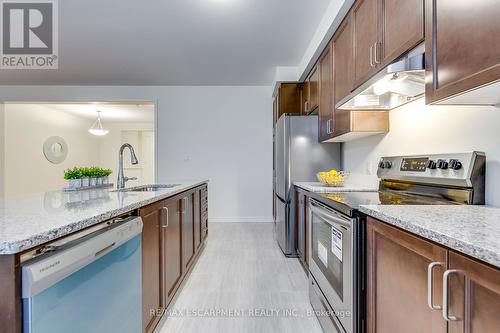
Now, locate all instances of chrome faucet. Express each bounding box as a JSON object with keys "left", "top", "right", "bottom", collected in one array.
[{"left": 117, "top": 143, "right": 139, "bottom": 189}]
